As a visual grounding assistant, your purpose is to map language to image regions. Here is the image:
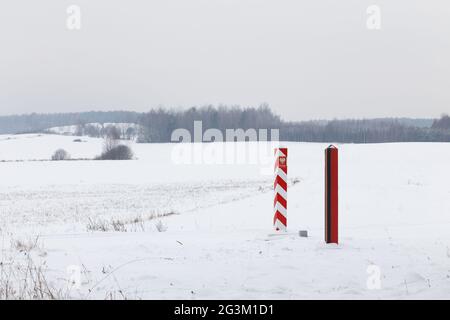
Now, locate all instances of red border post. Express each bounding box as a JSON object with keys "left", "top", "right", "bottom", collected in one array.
[
  {"left": 274, "top": 148, "right": 288, "bottom": 231},
  {"left": 325, "top": 145, "right": 338, "bottom": 244}
]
